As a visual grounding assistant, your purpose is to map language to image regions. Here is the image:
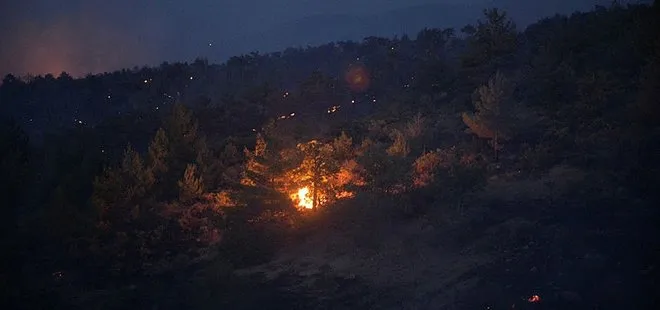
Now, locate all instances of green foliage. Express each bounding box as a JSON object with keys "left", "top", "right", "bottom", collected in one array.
[
  {"left": 404, "top": 113, "right": 428, "bottom": 153},
  {"left": 160, "top": 103, "right": 210, "bottom": 199},
  {"left": 386, "top": 129, "right": 410, "bottom": 157},
  {"left": 412, "top": 150, "right": 444, "bottom": 188},
  {"left": 462, "top": 71, "right": 515, "bottom": 160},
  {"left": 4, "top": 5, "right": 660, "bottom": 301},
  {"left": 357, "top": 141, "right": 409, "bottom": 194},
  {"left": 332, "top": 131, "right": 354, "bottom": 162},
  {"left": 170, "top": 197, "right": 224, "bottom": 248},
  {"left": 518, "top": 142, "right": 558, "bottom": 173},
  {"left": 461, "top": 8, "right": 518, "bottom": 69},
  {"left": 574, "top": 71, "right": 618, "bottom": 119},
  {"left": 148, "top": 128, "right": 169, "bottom": 175},
  {"left": 92, "top": 145, "right": 153, "bottom": 227},
  {"left": 416, "top": 28, "right": 454, "bottom": 61},
  {"left": 146, "top": 128, "right": 169, "bottom": 199},
  {"left": 241, "top": 133, "right": 279, "bottom": 188},
  {"left": 299, "top": 70, "right": 346, "bottom": 107},
  {"left": 178, "top": 164, "right": 204, "bottom": 202},
  {"left": 0, "top": 121, "right": 30, "bottom": 215},
  {"left": 632, "top": 50, "right": 660, "bottom": 127},
  {"left": 409, "top": 147, "right": 487, "bottom": 210},
  {"left": 221, "top": 207, "right": 297, "bottom": 267},
  {"left": 216, "top": 141, "right": 243, "bottom": 187},
  {"left": 166, "top": 104, "right": 200, "bottom": 148}
]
